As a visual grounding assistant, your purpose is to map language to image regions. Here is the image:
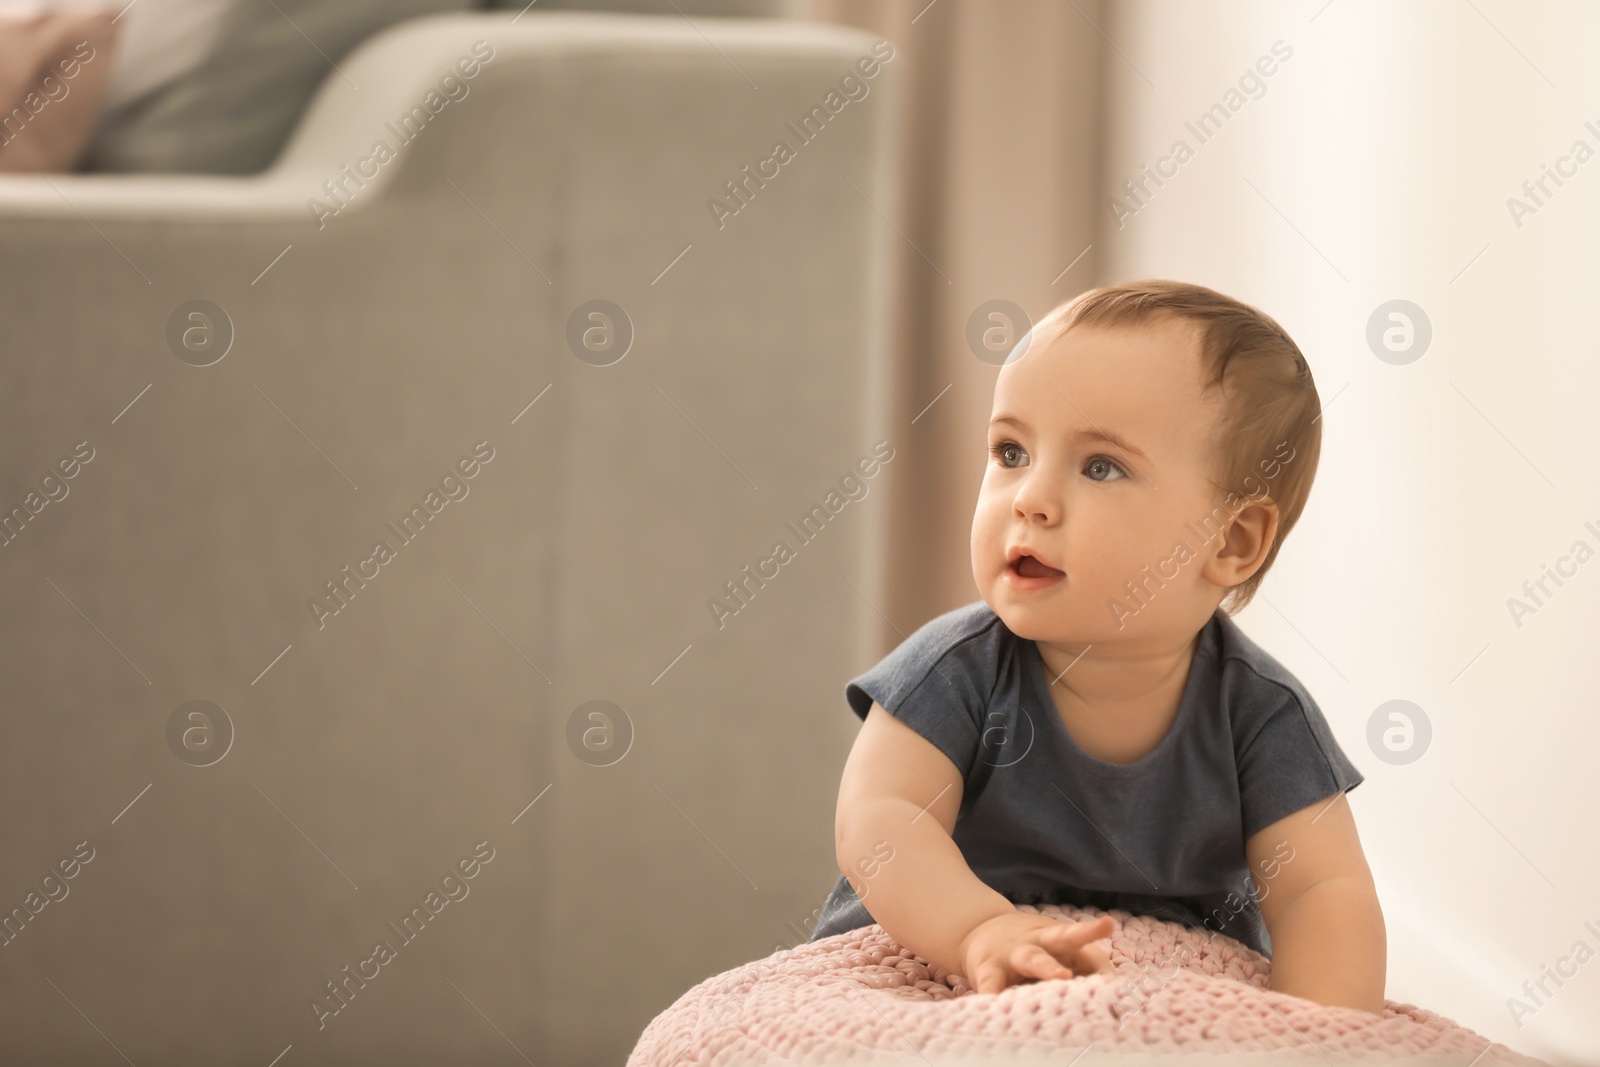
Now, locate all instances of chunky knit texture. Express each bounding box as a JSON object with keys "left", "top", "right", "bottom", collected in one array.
[{"left": 629, "top": 903, "right": 1548, "bottom": 1065}]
